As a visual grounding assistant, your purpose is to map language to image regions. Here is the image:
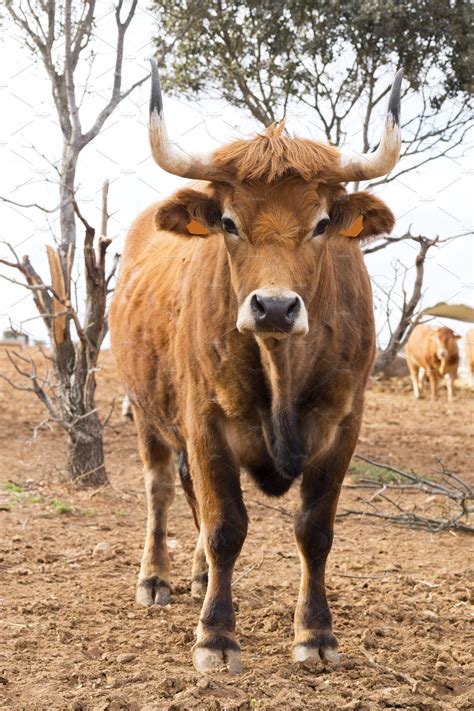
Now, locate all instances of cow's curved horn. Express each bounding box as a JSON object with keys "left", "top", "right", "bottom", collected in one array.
[
  {"left": 149, "top": 59, "right": 218, "bottom": 180},
  {"left": 336, "top": 70, "right": 403, "bottom": 182}
]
